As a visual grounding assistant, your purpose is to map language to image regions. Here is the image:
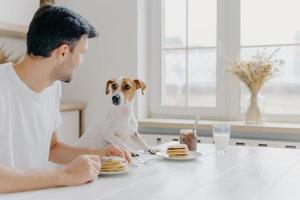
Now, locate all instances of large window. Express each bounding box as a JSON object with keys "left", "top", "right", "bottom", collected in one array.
[
  {"left": 162, "top": 0, "right": 217, "bottom": 107},
  {"left": 240, "top": 0, "right": 300, "bottom": 115},
  {"left": 149, "top": 0, "right": 300, "bottom": 122}
]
